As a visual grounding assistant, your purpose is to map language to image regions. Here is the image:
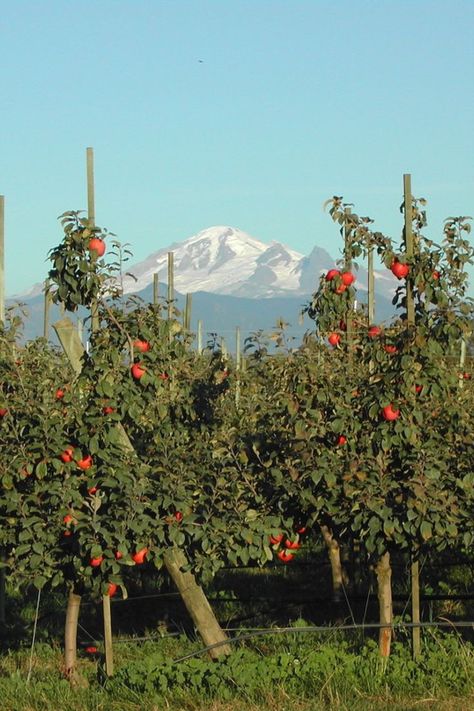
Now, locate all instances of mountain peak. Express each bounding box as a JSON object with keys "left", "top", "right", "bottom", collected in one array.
[{"left": 121, "top": 225, "right": 305, "bottom": 297}]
